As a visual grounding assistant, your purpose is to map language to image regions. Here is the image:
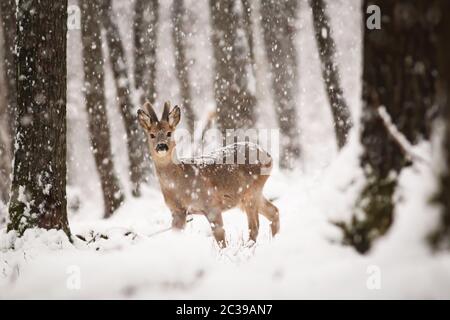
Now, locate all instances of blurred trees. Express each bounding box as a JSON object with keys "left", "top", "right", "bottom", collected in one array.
[
  {"left": 240, "top": 0, "right": 255, "bottom": 67},
  {"left": 0, "top": 0, "right": 16, "bottom": 140},
  {"left": 209, "top": 0, "right": 256, "bottom": 136},
  {"left": 171, "top": 0, "right": 195, "bottom": 134},
  {"left": 80, "top": 0, "right": 124, "bottom": 218},
  {"left": 430, "top": 0, "right": 450, "bottom": 250},
  {"left": 338, "top": 0, "right": 438, "bottom": 253},
  {"left": 309, "top": 0, "right": 352, "bottom": 149},
  {"left": 134, "top": 0, "right": 159, "bottom": 105},
  {"left": 133, "top": 0, "right": 158, "bottom": 182},
  {"left": 101, "top": 0, "right": 145, "bottom": 196},
  {"left": 8, "top": 1, "right": 70, "bottom": 235},
  {"left": 260, "top": 0, "right": 300, "bottom": 169},
  {"left": 0, "top": 1, "right": 16, "bottom": 208},
  {"left": 0, "top": 12, "right": 11, "bottom": 208}
]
